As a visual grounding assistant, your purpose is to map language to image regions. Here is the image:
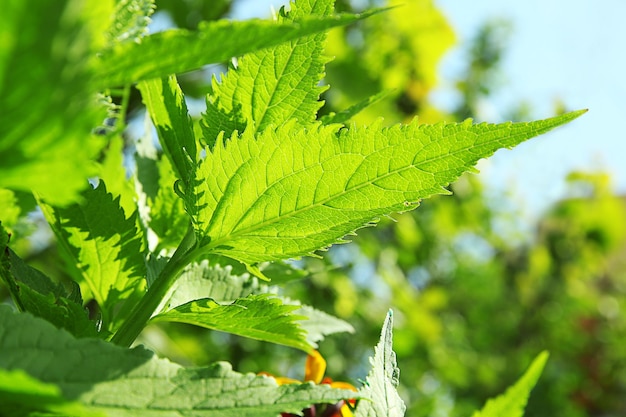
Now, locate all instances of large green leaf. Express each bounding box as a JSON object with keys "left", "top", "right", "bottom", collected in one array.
[
  {"left": 471, "top": 352, "right": 549, "bottom": 417},
  {"left": 202, "top": 0, "right": 334, "bottom": 145},
  {"left": 0, "top": 0, "right": 111, "bottom": 205},
  {"left": 97, "top": 9, "right": 380, "bottom": 87},
  {"left": 355, "top": 310, "right": 406, "bottom": 417},
  {"left": 189, "top": 111, "right": 585, "bottom": 264},
  {"left": 152, "top": 294, "right": 312, "bottom": 352},
  {"left": 39, "top": 181, "right": 147, "bottom": 333},
  {"left": 0, "top": 306, "right": 362, "bottom": 416}
]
